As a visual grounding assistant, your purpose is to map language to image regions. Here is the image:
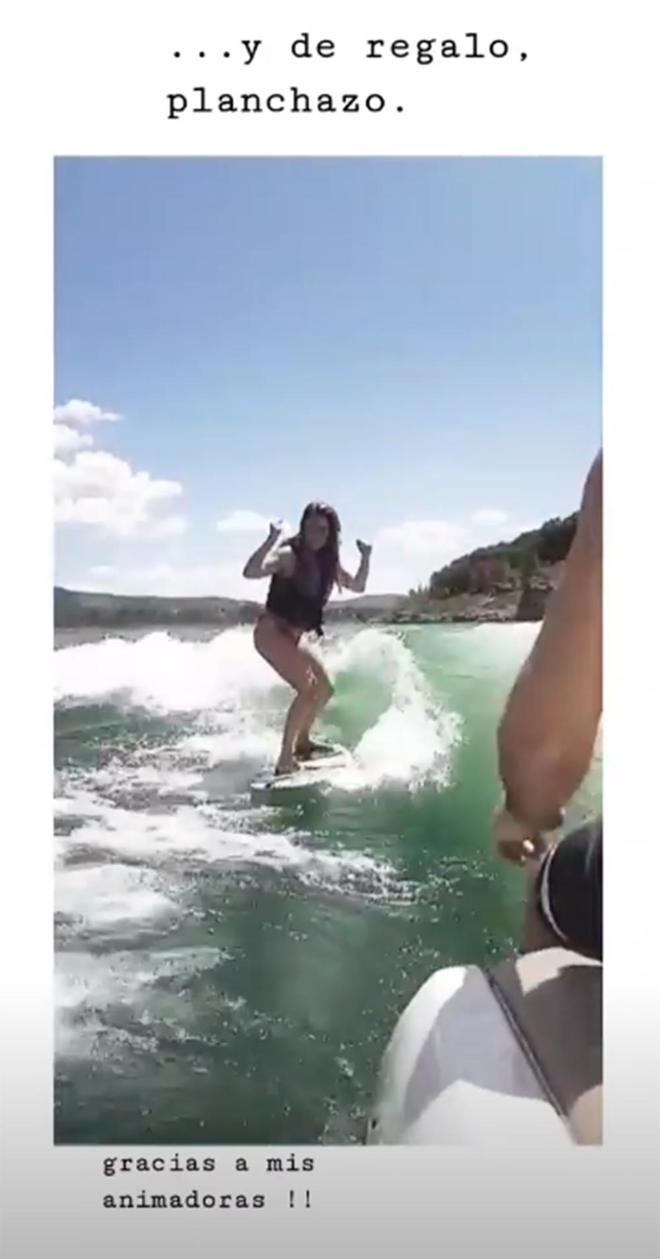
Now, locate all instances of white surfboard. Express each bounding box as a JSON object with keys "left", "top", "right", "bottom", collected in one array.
[{"left": 250, "top": 743, "right": 353, "bottom": 799}]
